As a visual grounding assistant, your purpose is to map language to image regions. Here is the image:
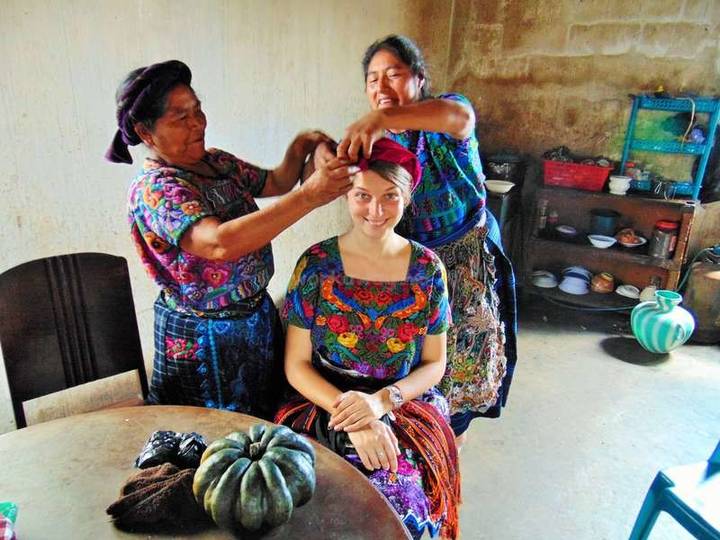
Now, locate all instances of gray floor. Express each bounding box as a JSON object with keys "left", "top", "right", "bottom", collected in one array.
[{"left": 458, "top": 295, "right": 719, "bottom": 540}]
